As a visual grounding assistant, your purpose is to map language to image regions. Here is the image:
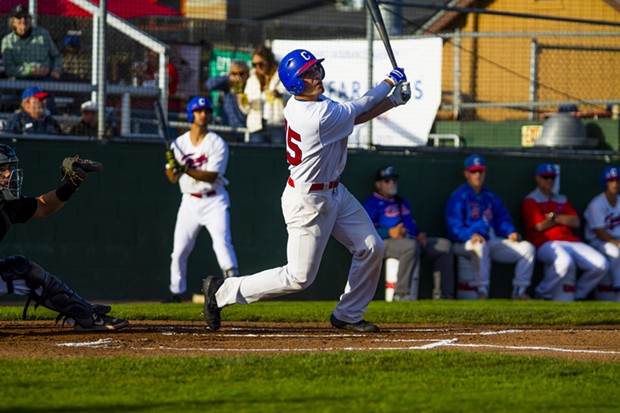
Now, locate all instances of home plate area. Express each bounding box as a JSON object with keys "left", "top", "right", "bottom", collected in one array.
[{"left": 0, "top": 321, "right": 619, "bottom": 362}]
